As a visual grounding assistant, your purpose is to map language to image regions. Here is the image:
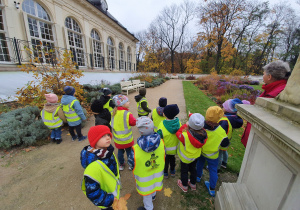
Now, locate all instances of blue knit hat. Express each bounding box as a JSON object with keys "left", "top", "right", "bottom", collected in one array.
[
  {"left": 163, "top": 104, "right": 179, "bottom": 119},
  {"left": 159, "top": 97, "right": 167, "bottom": 107},
  {"left": 64, "top": 86, "right": 75, "bottom": 96}
]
